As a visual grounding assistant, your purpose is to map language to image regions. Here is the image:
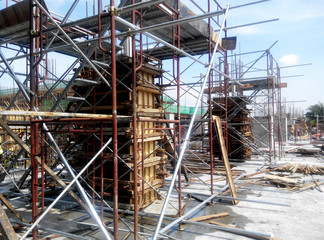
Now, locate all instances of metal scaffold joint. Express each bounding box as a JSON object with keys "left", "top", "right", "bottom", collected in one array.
[
  {"left": 109, "top": 6, "right": 119, "bottom": 16},
  {"left": 29, "top": 30, "right": 40, "bottom": 36}
]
